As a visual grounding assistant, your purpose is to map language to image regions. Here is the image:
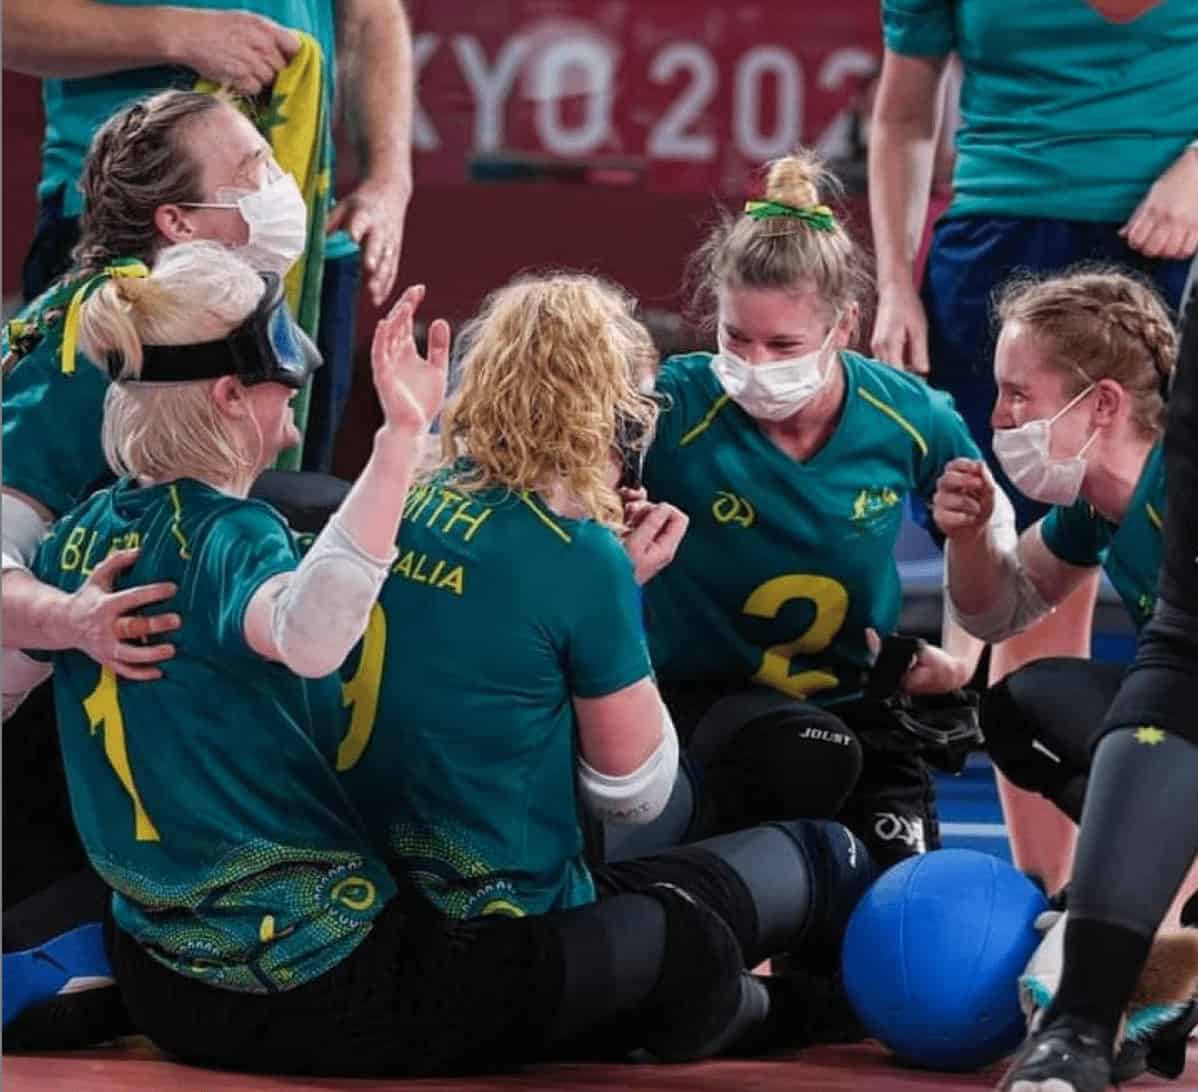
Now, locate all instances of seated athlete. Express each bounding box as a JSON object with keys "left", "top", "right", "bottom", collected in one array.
[
  {"left": 623, "top": 148, "right": 991, "bottom": 869},
  {"left": 6, "top": 243, "right": 819, "bottom": 1075},
  {"left": 1, "top": 89, "right": 345, "bottom": 1045},
  {"left": 331, "top": 270, "right": 878, "bottom": 1052},
  {"left": 935, "top": 268, "right": 1198, "bottom": 1088},
  {"left": 936, "top": 268, "right": 1175, "bottom": 830}
]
